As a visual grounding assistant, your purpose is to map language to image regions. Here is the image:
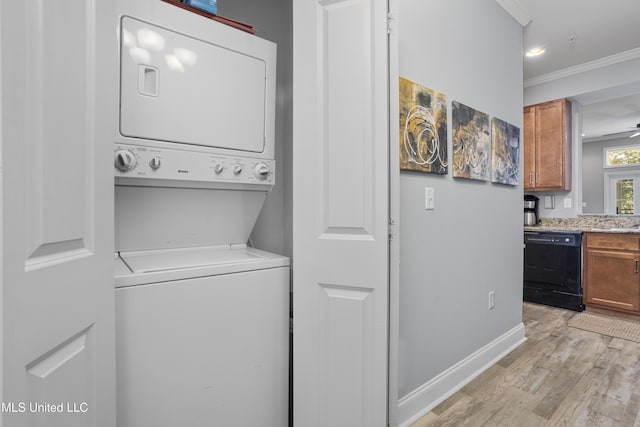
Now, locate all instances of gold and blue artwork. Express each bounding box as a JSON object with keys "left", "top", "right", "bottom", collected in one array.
[
  {"left": 491, "top": 117, "right": 520, "bottom": 185},
  {"left": 399, "top": 77, "right": 448, "bottom": 174},
  {"left": 452, "top": 101, "right": 490, "bottom": 181}
]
